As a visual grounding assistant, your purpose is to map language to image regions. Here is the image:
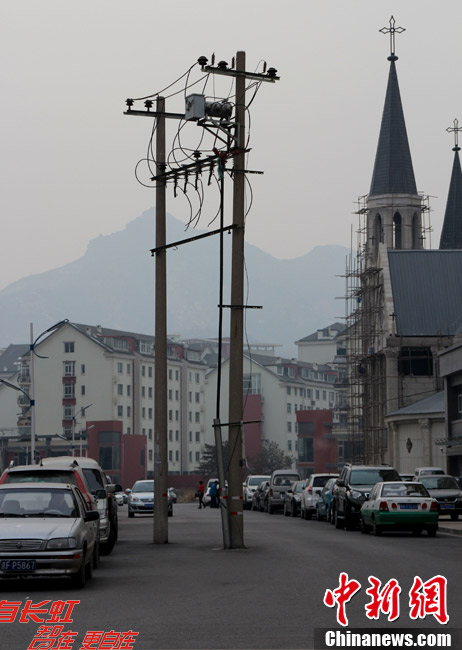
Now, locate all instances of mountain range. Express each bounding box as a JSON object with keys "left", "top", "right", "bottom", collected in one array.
[{"left": 0, "top": 209, "right": 350, "bottom": 356}]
